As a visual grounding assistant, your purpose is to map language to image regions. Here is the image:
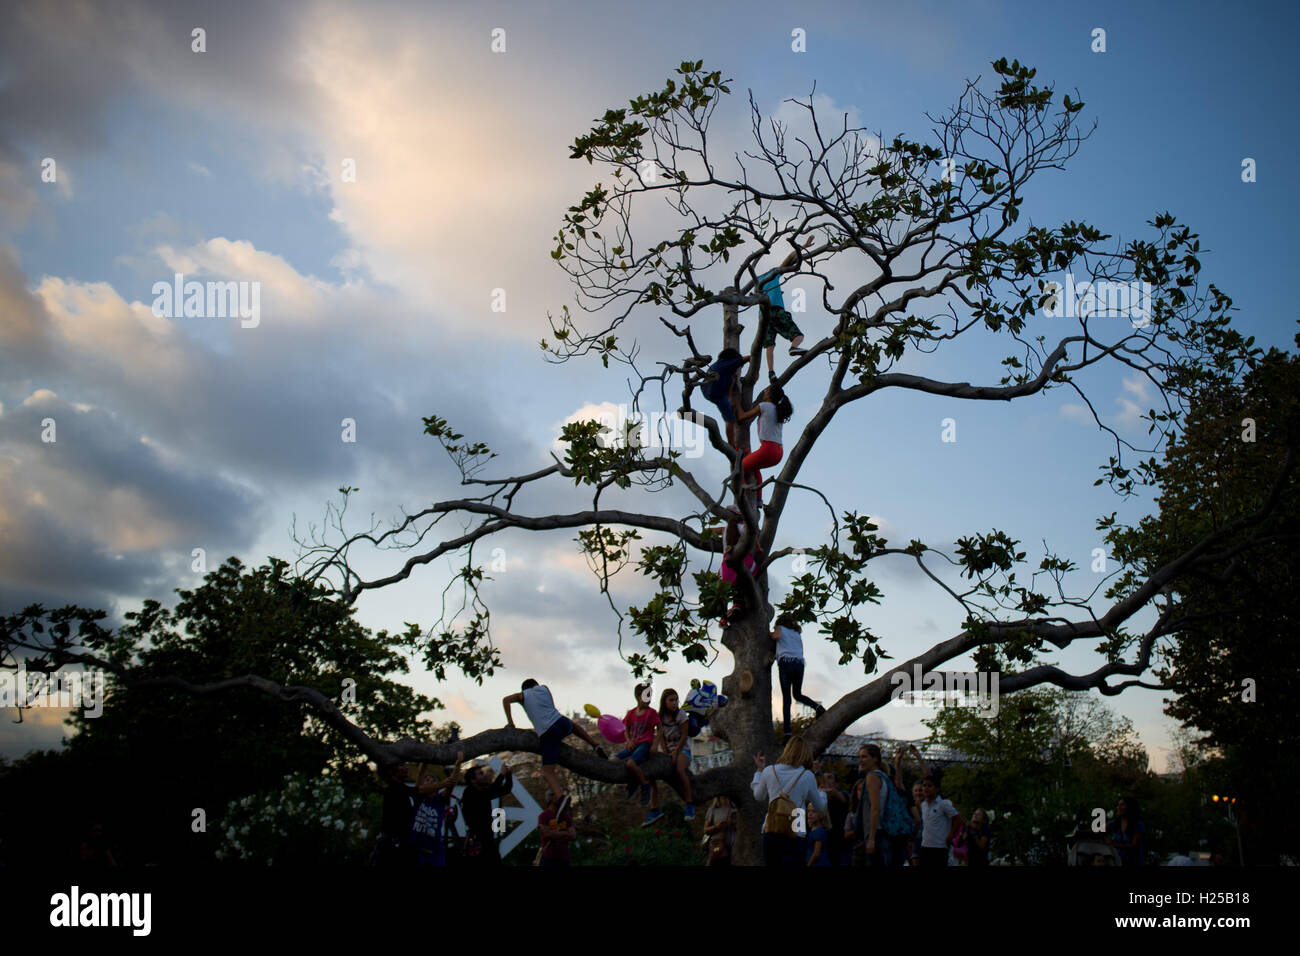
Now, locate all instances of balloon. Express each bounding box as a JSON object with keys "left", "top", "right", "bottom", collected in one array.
[
  {"left": 597, "top": 714, "right": 625, "bottom": 743},
  {"left": 583, "top": 703, "right": 601, "bottom": 719}
]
